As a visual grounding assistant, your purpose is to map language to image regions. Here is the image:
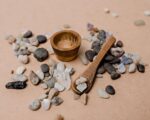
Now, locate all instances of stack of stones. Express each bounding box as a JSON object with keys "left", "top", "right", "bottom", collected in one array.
[{"left": 5, "top": 30, "right": 52, "bottom": 64}]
